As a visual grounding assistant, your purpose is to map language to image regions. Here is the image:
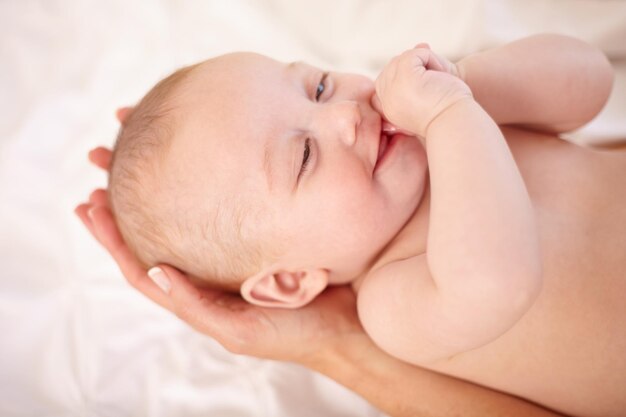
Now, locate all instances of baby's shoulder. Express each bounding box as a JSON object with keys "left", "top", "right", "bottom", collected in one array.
[{"left": 354, "top": 249, "right": 433, "bottom": 311}]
